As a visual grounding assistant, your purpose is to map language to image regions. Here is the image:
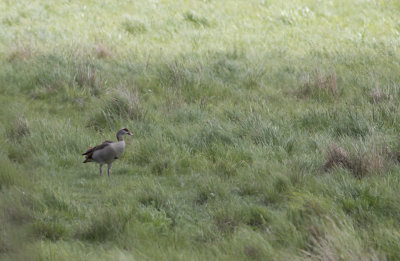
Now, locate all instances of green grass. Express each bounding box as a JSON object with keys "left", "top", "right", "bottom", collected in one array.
[{"left": 1, "top": 0, "right": 400, "bottom": 260}]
